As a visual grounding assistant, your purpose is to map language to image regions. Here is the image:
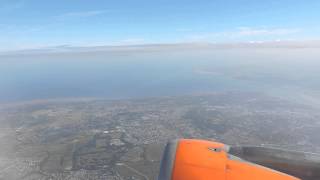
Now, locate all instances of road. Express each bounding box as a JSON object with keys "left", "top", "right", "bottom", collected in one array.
[{"left": 116, "top": 163, "right": 150, "bottom": 180}]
